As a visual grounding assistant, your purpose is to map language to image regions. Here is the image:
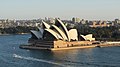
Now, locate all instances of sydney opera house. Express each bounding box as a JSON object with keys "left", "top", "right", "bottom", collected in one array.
[{"left": 20, "top": 19, "right": 95, "bottom": 50}]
